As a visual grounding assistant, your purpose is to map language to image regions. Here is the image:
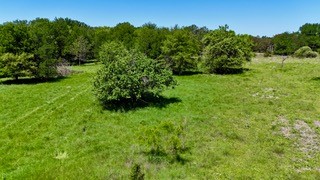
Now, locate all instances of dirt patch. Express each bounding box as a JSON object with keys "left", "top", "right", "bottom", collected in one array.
[
  {"left": 276, "top": 116, "right": 294, "bottom": 139},
  {"left": 314, "top": 121, "right": 320, "bottom": 128},
  {"left": 275, "top": 118, "right": 320, "bottom": 173},
  {"left": 276, "top": 117, "right": 320, "bottom": 157},
  {"left": 294, "top": 120, "right": 320, "bottom": 156},
  {"left": 296, "top": 167, "right": 320, "bottom": 173},
  {"left": 280, "top": 127, "right": 293, "bottom": 139}
]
